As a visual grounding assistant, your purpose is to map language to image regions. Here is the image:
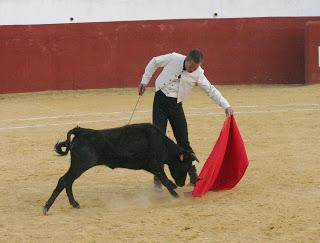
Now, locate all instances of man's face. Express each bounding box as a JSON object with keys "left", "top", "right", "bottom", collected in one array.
[{"left": 185, "top": 59, "right": 201, "bottom": 73}]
